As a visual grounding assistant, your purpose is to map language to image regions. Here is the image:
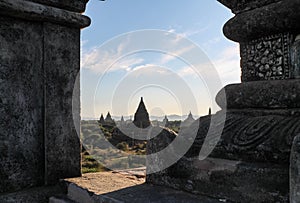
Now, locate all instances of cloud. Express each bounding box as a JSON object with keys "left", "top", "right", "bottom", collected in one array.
[
  {"left": 211, "top": 44, "right": 241, "bottom": 84},
  {"left": 167, "top": 26, "right": 208, "bottom": 38},
  {"left": 81, "top": 39, "right": 144, "bottom": 74},
  {"left": 130, "top": 64, "right": 172, "bottom": 77},
  {"left": 160, "top": 44, "right": 195, "bottom": 65},
  {"left": 176, "top": 44, "right": 241, "bottom": 85},
  {"left": 202, "top": 37, "right": 221, "bottom": 48},
  {"left": 159, "top": 27, "right": 209, "bottom": 65},
  {"left": 117, "top": 58, "right": 144, "bottom": 72},
  {"left": 177, "top": 66, "right": 195, "bottom": 77}
]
